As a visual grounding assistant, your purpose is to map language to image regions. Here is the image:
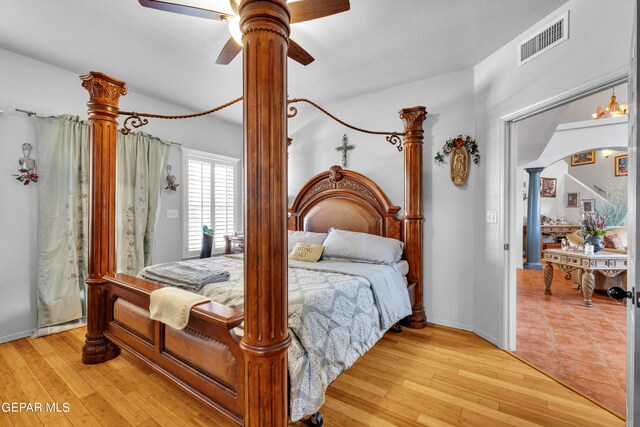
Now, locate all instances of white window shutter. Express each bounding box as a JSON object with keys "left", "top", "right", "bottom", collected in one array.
[
  {"left": 183, "top": 149, "right": 239, "bottom": 258},
  {"left": 213, "top": 162, "right": 235, "bottom": 250}
]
